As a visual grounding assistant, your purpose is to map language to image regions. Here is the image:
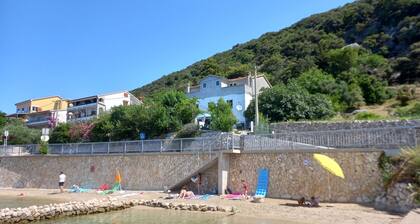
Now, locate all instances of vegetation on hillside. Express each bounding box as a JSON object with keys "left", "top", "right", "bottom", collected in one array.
[
  {"left": 244, "top": 46, "right": 395, "bottom": 122},
  {"left": 132, "top": 0, "right": 420, "bottom": 99}
]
